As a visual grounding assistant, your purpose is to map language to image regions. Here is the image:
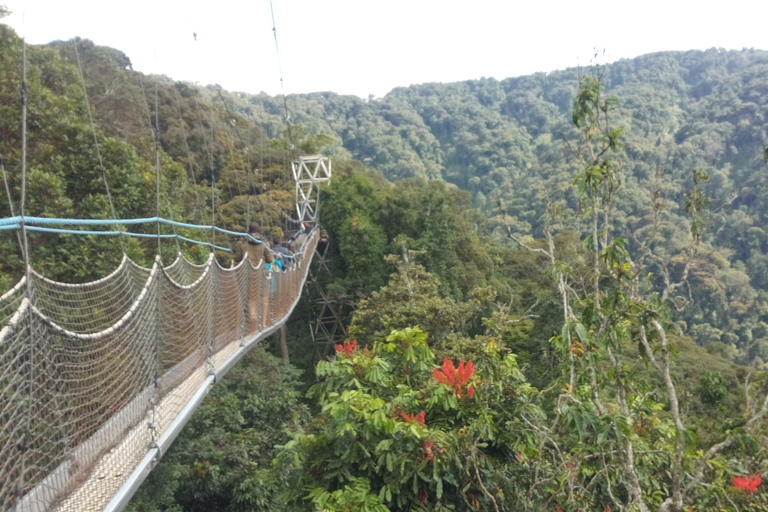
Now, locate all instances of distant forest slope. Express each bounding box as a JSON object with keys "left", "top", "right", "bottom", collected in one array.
[
  {"left": 236, "top": 49, "right": 768, "bottom": 216},
  {"left": 227, "top": 49, "right": 768, "bottom": 363}
]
